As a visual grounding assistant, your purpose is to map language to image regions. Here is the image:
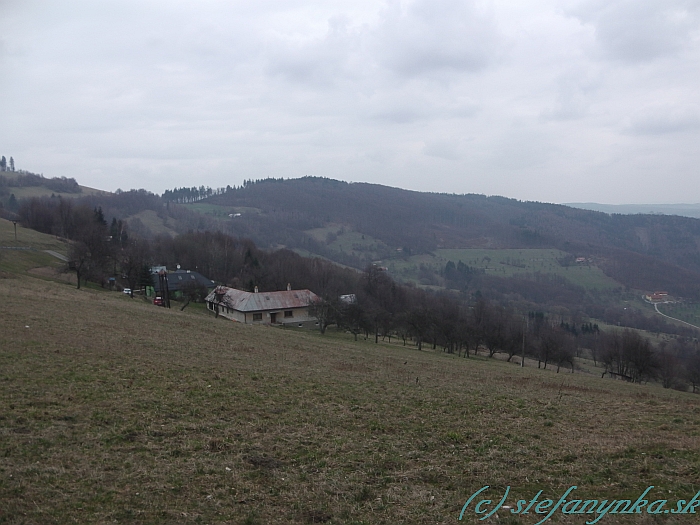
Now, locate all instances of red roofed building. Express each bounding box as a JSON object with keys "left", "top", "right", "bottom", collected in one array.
[{"left": 205, "top": 284, "right": 319, "bottom": 325}]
